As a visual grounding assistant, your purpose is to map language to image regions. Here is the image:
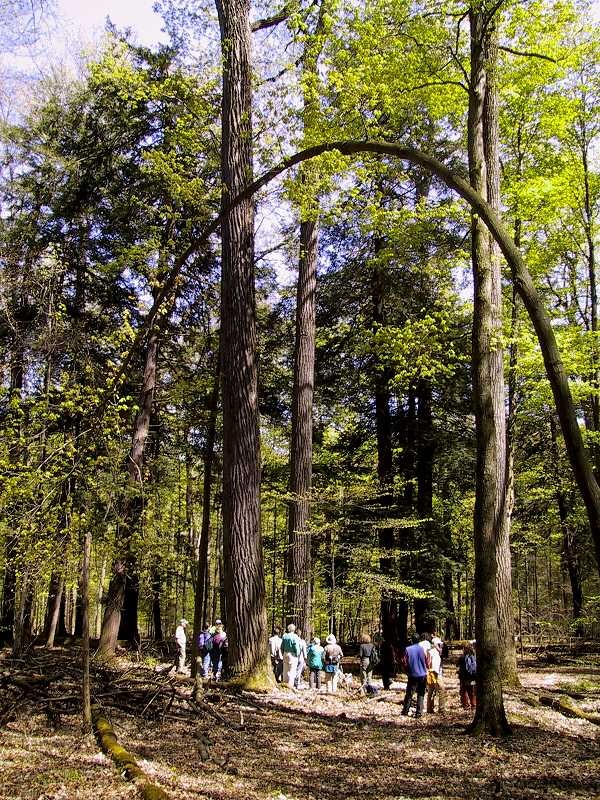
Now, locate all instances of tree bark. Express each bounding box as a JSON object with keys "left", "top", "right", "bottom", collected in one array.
[
  {"left": 44, "top": 573, "right": 64, "bottom": 648},
  {"left": 481, "top": 9, "right": 518, "bottom": 688},
  {"left": 286, "top": 218, "right": 317, "bottom": 636},
  {"left": 215, "top": 0, "right": 272, "bottom": 686},
  {"left": 467, "top": 4, "right": 511, "bottom": 736},
  {"left": 82, "top": 530, "right": 92, "bottom": 729}
]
